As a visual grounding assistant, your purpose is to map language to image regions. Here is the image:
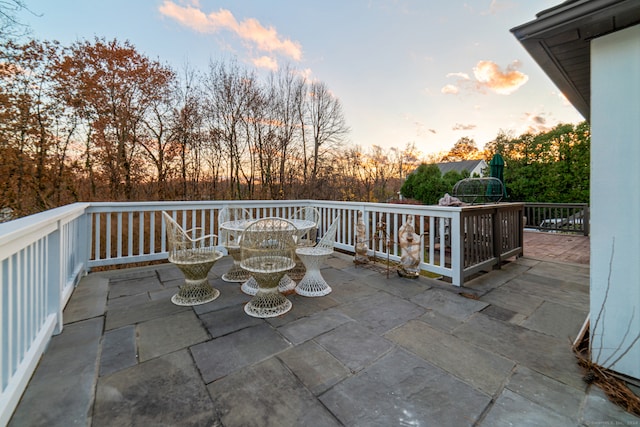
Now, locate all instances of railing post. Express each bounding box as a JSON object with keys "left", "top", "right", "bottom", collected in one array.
[
  {"left": 47, "top": 221, "right": 63, "bottom": 335},
  {"left": 451, "top": 212, "right": 463, "bottom": 286},
  {"left": 81, "top": 210, "right": 92, "bottom": 274},
  {"left": 583, "top": 205, "right": 590, "bottom": 236},
  {"left": 519, "top": 205, "right": 525, "bottom": 256},
  {"left": 492, "top": 208, "right": 502, "bottom": 270}
]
